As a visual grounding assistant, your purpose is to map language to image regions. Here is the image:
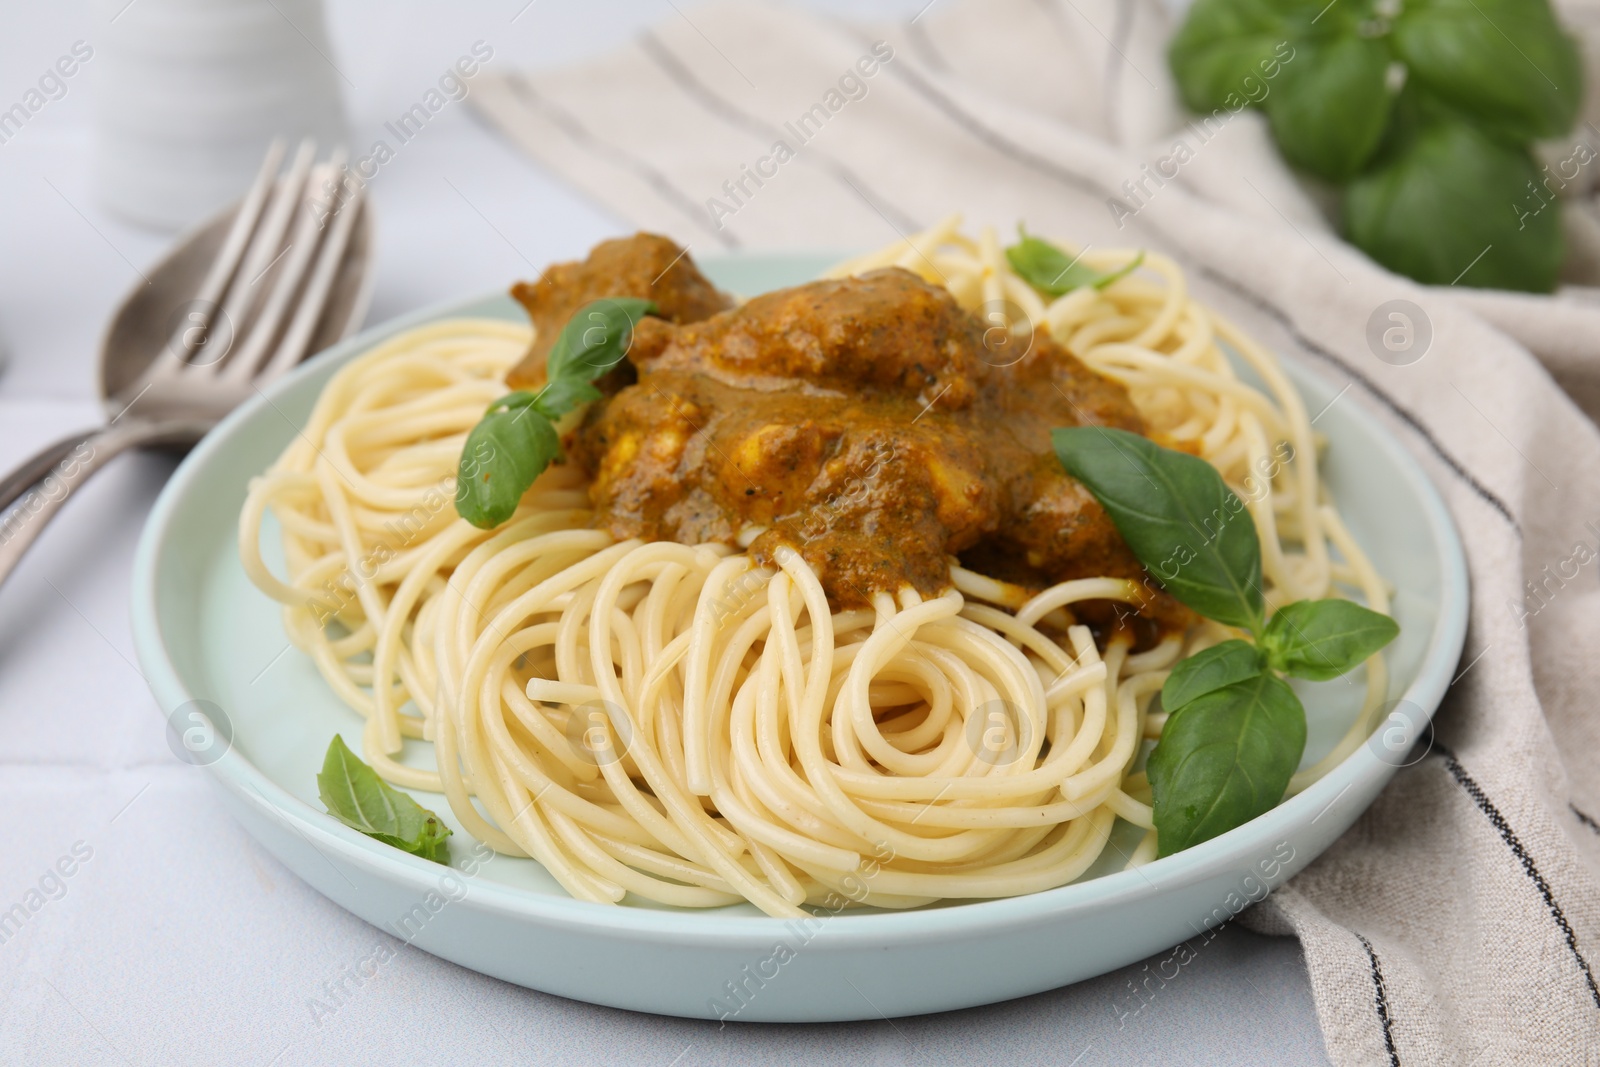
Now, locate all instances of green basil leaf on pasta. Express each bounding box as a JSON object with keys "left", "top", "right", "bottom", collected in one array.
[
  {"left": 1088, "top": 251, "right": 1144, "bottom": 291},
  {"left": 1259, "top": 598, "right": 1399, "bottom": 681},
  {"left": 317, "top": 735, "right": 453, "bottom": 864},
  {"left": 545, "top": 297, "right": 656, "bottom": 384},
  {"left": 455, "top": 398, "right": 561, "bottom": 529},
  {"left": 1391, "top": 0, "right": 1581, "bottom": 140},
  {"left": 1052, "top": 426, "right": 1264, "bottom": 630},
  {"left": 1147, "top": 672, "right": 1306, "bottom": 856},
  {"left": 1006, "top": 231, "right": 1144, "bottom": 297},
  {"left": 1167, "top": 0, "right": 1295, "bottom": 114},
  {"left": 1262, "top": 33, "right": 1394, "bottom": 182},
  {"left": 455, "top": 298, "right": 656, "bottom": 529},
  {"left": 1342, "top": 96, "right": 1563, "bottom": 291},
  {"left": 1162, "top": 639, "right": 1265, "bottom": 713}
]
